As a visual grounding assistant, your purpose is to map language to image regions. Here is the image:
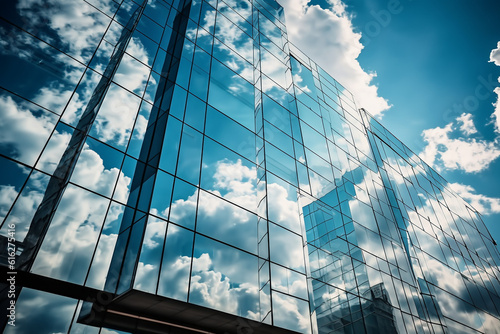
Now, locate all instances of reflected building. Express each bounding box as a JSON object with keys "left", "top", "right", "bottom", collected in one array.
[
  {"left": 362, "top": 283, "right": 398, "bottom": 333},
  {"left": 0, "top": 0, "right": 500, "bottom": 333}
]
